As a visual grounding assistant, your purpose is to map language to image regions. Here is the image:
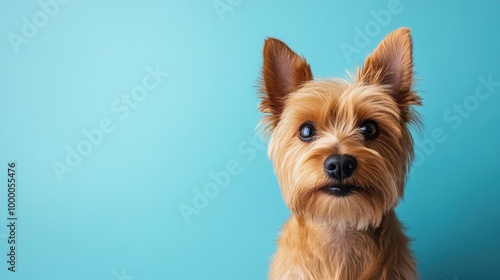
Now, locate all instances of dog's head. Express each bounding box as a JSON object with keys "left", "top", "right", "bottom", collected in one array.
[{"left": 259, "top": 28, "right": 421, "bottom": 230}]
